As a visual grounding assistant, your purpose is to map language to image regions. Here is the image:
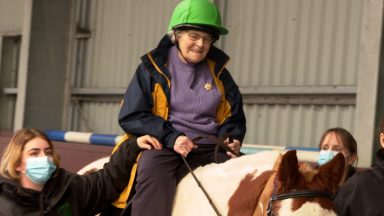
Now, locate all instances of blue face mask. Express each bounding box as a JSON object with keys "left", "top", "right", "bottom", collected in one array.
[
  {"left": 317, "top": 150, "right": 338, "bottom": 166},
  {"left": 25, "top": 156, "right": 56, "bottom": 185}
]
